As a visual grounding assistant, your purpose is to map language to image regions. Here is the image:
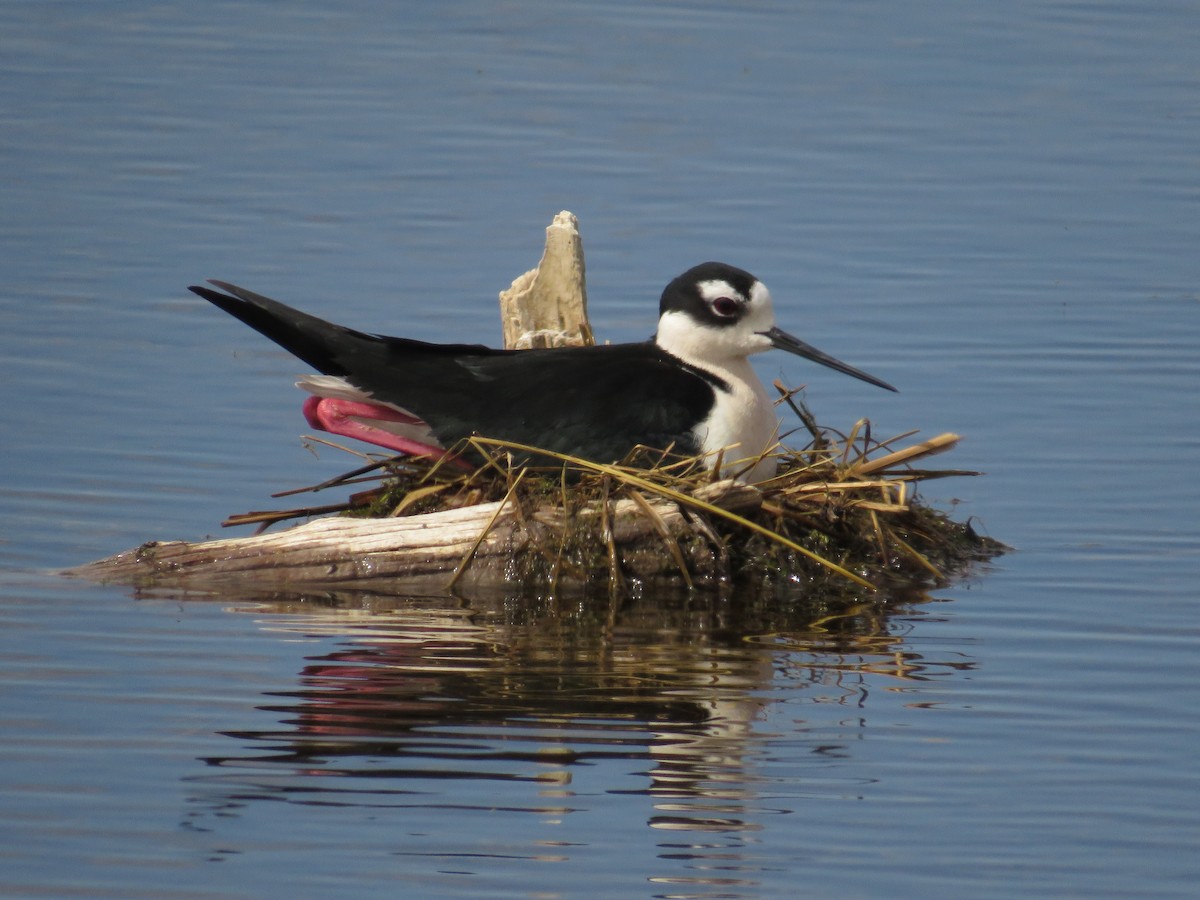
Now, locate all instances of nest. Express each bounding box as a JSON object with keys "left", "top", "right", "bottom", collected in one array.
[{"left": 216, "top": 388, "right": 1004, "bottom": 599}]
